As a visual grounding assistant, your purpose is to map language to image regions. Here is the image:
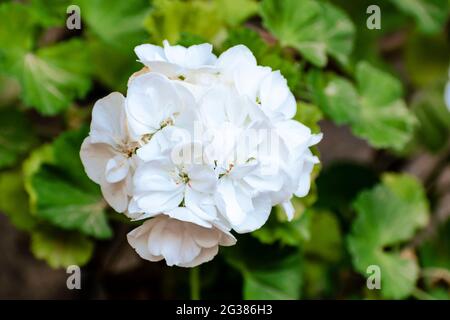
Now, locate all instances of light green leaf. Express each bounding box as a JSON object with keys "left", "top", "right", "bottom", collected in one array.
[
  {"left": 29, "top": 128, "right": 112, "bottom": 239},
  {"left": 0, "top": 108, "right": 36, "bottom": 169},
  {"left": 77, "top": 0, "right": 150, "bottom": 51},
  {"left": 307, "top": 71, "right": 359, "bottom": 124},
  {"left": 29, "top": 0, "right": 71, "bottom": 27},
  {"left": 23, "top": 144, "right": 54, "bottom": 214},
  {"left": 145, "top": 0, "right": 256, "bottom": 46},
  {"left": 309, "top": 62, "right": 417, "bottom": 151},
  {"left": 295, "top": 102, "right": 324, "bottom": 134},
  {"left": 18, "top": 39, "right": 92, "bottom": 115},
  {"left": 321, "top": 2, "right": 355, "bottom": 66},
  {"left": 0, "top": 3, "right": 34, "bottom": 62},
  {"left": 353, "top": 62, "right": 417, "bottom": 150},
  {"left": 0, "top": 170, "right": 37, "bottom": 231},
  {"left": 31, "top": 227, "right": 94, "bottom": 269},
  {"left": 261, "top": 0, "right": 326, "bottom": 66},
  {"left": 261, "top": 0, "right": 354, "bottom": 67},
  {"left": 0, "top": 3, "right": 92, "bottom": 115},
  {"left": 390, "top": 0, "right": 449, "bottom": 34},
  {"left": 0, "top": 3, "right": 90, "bottom": 115},
  {"left": 303, "top": 210, "right": 343, "bottom": 263},
  {"left": 348, "top": 173, "right": 429, "bottom": 299}
]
